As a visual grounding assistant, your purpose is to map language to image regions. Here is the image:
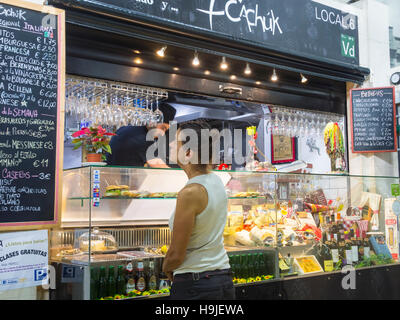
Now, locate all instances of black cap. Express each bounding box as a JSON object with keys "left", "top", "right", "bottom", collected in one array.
[{"left": 159, "top": 102, "right": 176, "bottom": 124}]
